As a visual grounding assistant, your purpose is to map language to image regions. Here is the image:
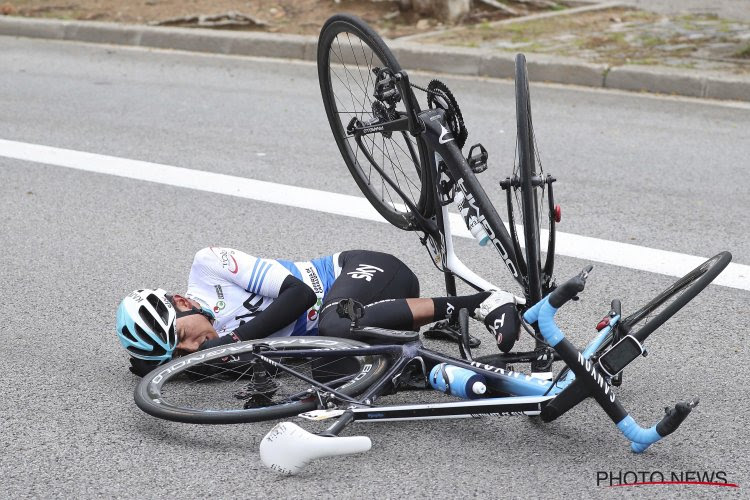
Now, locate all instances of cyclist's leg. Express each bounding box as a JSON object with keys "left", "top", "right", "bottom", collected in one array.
[
  {"left": 318, "top": 250, "right": 493, "bottom": 337},
  {"left": 319, "top": 250, "right": 420, "bottom": 337}
]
